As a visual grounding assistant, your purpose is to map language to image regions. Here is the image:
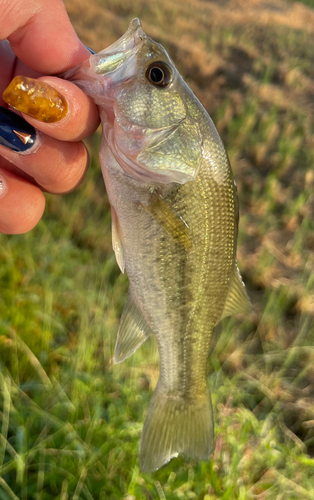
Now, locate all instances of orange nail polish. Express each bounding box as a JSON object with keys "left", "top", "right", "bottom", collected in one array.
[{"left": 2, "top": 76, "right": 68, "bottom": 123}]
